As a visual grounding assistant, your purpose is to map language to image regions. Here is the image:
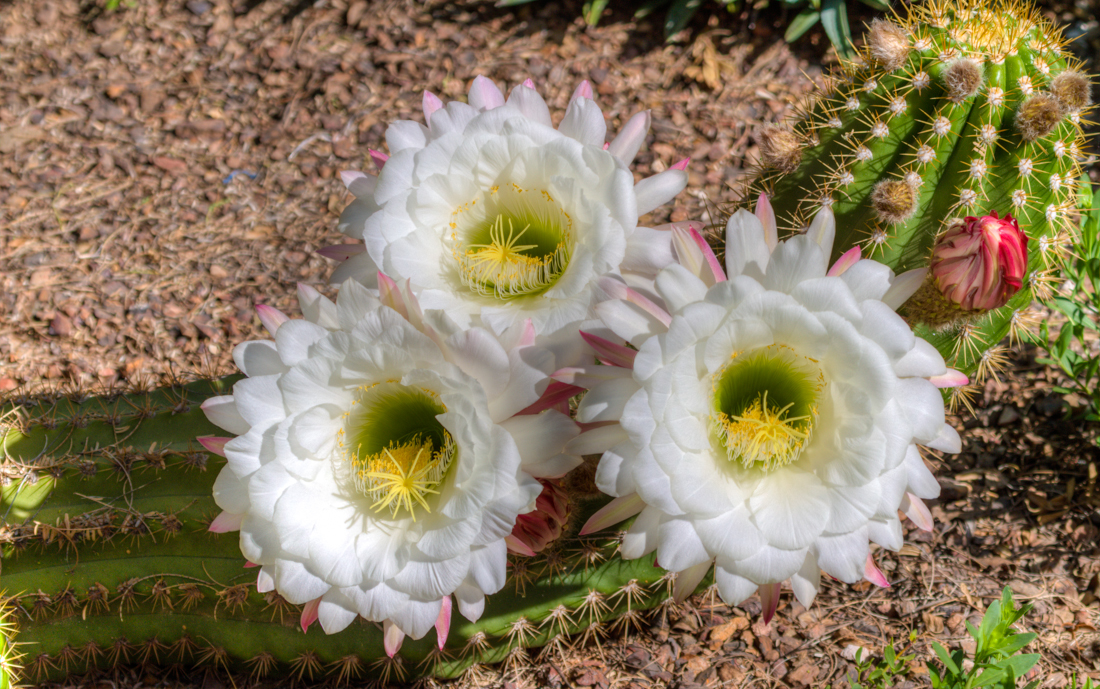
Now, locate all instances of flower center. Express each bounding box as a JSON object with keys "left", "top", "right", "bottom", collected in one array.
[
  {"left": 450, "top": 183, "right": 573, "bottom": 300},
  {"left": 710, "top": 344, "right": 825, "bottom": 471},
  {"left": 337, "top": 382, "right": 456, "bottom": 520}
]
